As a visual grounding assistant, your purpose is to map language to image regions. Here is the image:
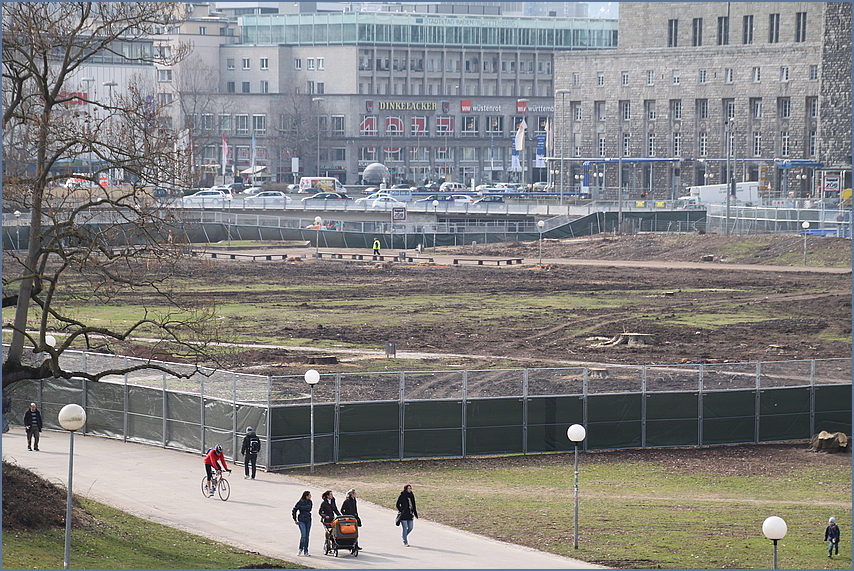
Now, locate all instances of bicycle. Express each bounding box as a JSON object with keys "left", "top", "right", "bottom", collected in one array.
[{"left": 201, "top": 469, "right": 231, "bottom": 501}]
